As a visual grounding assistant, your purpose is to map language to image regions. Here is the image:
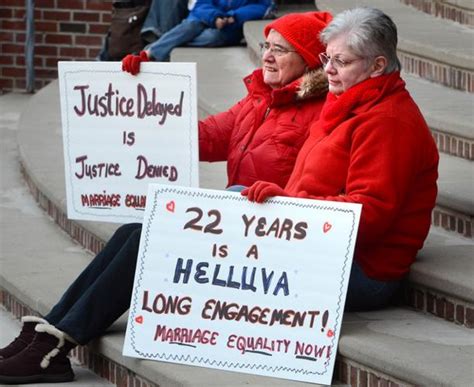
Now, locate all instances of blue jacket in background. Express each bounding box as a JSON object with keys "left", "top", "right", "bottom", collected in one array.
[{"left": 188, "top": 0, "right": 273, "bottom": 27}]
